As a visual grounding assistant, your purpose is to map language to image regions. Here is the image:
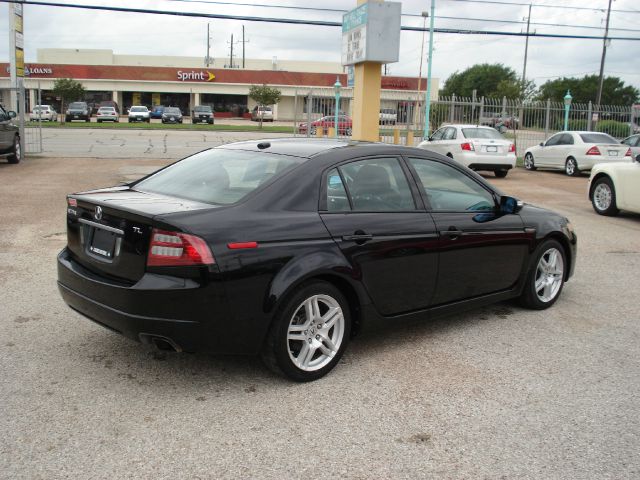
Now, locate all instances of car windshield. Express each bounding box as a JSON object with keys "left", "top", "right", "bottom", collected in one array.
[
  {"left": 461, "top": 128, "right": 505, "bottom": 140},
  {"left": 579, "top": 133, "right": 618, "bottom": 144},
  {"left": 69, "top": 103, "right": 86, "bottom": 109},
  {"left": 134, "top": 149, "right": 302, "bottom": 205},
  {"left": 164, "top": 108, "right": 180, "bottom": 114},
  {"left": 130, "top": 107, "right": 148, "bottom": 112},
  {"left": 195, "top": 106, "right": 211, "bottom": 112}
]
